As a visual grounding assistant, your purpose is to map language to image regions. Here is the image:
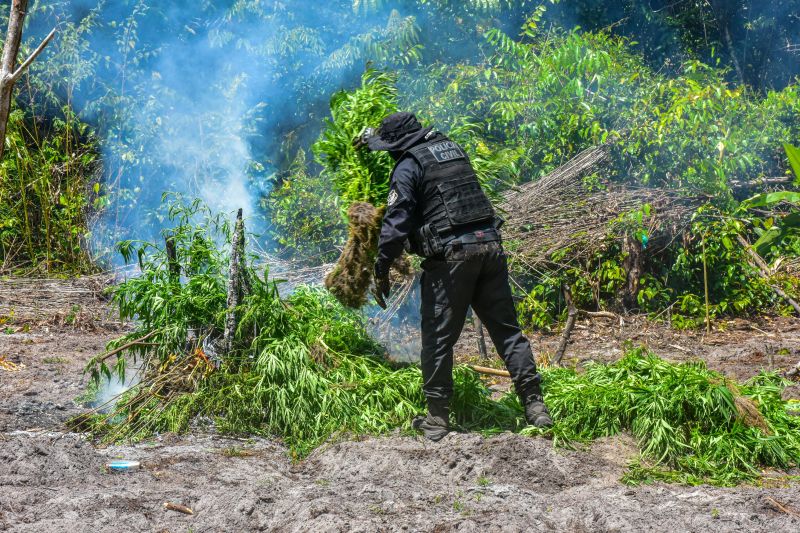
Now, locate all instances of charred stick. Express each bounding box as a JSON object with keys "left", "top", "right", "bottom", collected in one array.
[
  {"left": 553, "top": 285, "right": 578, "bottom": 366},
  {"left": 475, "top": 315, "right": 489, "bottom": 361},
  {"left": 165, "top": 234, "right": 180, "bottom": 281},
  {"left": 223, "top": 208, "right": 245, "bottom": 354}
]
